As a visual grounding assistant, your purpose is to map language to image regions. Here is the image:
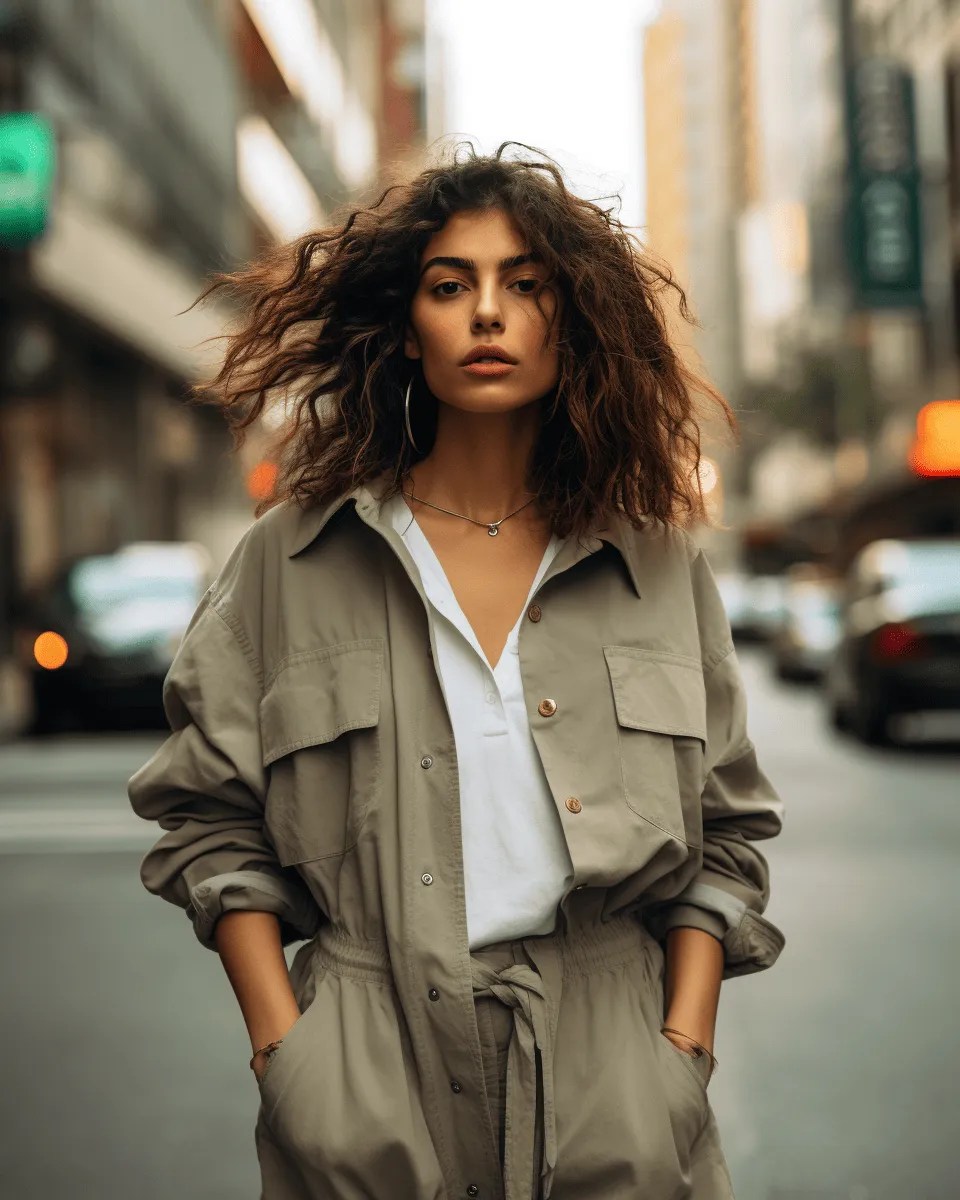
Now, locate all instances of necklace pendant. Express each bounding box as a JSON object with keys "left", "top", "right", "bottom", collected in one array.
[{"left": 487, "top": 524, "right": 499, "bottom": 536}]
